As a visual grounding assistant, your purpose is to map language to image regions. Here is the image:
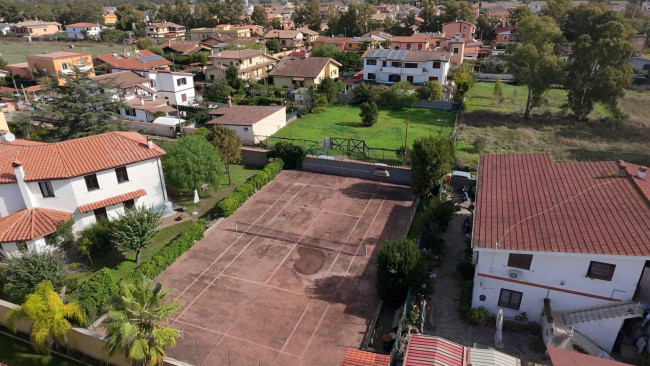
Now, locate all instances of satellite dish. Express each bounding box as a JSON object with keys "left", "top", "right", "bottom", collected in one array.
[{"left": 3, "top": 132, "right": 16, "bottom": 143}]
